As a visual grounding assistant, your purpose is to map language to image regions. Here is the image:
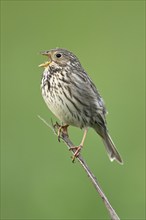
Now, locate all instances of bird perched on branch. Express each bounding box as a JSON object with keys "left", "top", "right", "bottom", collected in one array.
[{"left": 39, "top": 48, "right": 123, "bottom": 164}]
